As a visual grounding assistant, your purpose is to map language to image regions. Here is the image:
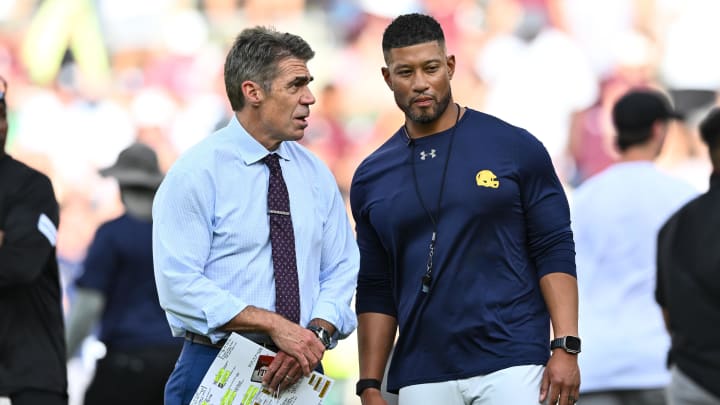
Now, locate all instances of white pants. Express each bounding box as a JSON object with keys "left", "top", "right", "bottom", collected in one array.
[{"left": 398, "top": 365, "right": 544, "bottom": 405}]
